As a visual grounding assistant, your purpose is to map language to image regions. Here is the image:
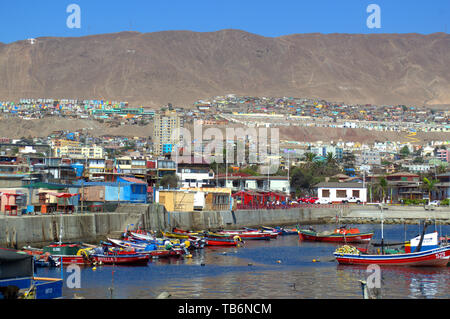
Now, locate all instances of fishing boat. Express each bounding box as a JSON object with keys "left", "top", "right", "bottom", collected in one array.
[
  {"left": 106, "top": 239, "right": 181, "bottom": 258},
  {"left": 107, "top": 238, "right": 148, "bottom": 250},
  {"left": 298, "top": 226, "right": 374, "bottom": 243},
  {"left": 161, "top": 231, "right": 194, "bottom": 240},
  {"left": 334, "top": 245, "right": 450, "bottom": 267},
  {"left": 42, "top": 242, "right": 90, "bottom": 265},
  {"left": 160, "top": 232, "right": 206, "bottom": 249},
  {"left": 243, "top": 227, "right": 279, "bottom": 238},
  {"left": 172, "top": 228, "right": 204, "bottom": 237},
  {"left": 129, "top": 231, "right": 156, "bottom": 242},
  {"left": 273, "top": 226, "right": 299, "bottom": 236},
  {"left": 0, "top": 248, "right": 63, "bottom": 299},
  {"left": 334, "top": 223, "right": 450, "bottom": 267},
  {"left": 204, "top": 236, "right": 243, "bottom": 247},
  {"left": 90, "top": 251, "right": 150, "bottom": 265},
  {"left": 217, "top": 229, "right": 273, "bottom": 240}
]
